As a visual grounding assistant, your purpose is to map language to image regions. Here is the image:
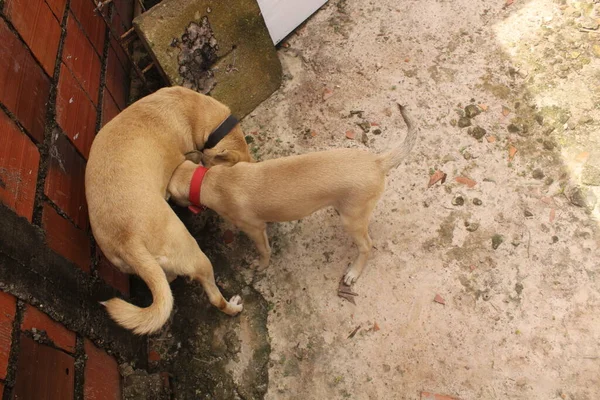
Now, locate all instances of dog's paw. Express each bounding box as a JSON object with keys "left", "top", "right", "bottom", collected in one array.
[
  {"left": 228, "top": 295, "right": 244, "bottom": 315},
  {"left": 258, "top": 255, "right": 271, "bottom": 270},
  {"left": 343, "top": 270, "right": 359, "bottom": 286},
  {"left": 250, "top": 258, "right": 269, "bottom": 272}
]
